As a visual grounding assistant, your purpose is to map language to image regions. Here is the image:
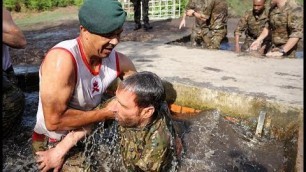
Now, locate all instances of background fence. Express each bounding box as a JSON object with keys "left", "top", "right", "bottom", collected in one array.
[{"left": 120, "top": 0, "right": 182, "bottom": 21}]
